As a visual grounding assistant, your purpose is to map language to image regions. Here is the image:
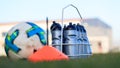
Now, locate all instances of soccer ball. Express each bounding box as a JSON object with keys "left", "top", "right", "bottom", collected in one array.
[{"left": 4, "top": 22, "right": 46, "bottom": 60}]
